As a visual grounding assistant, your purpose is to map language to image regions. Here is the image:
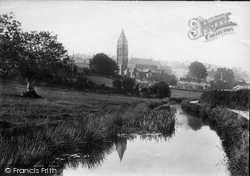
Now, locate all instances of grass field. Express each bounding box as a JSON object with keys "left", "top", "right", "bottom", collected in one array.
[
  {"left": 0, "top": 81, "right": 202, "bottom": 126},
  {"left": 170, "top": 89, "right": 202, "bottom": 100},
  {"left": 86, "top": 75, "right": 114, "bottom": 87},
  {"left": 0, "top": 81, "right": 162, "bottom": 124},
  {"left": 84, "top": 76, "right": 202, "bottom": 100}
]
